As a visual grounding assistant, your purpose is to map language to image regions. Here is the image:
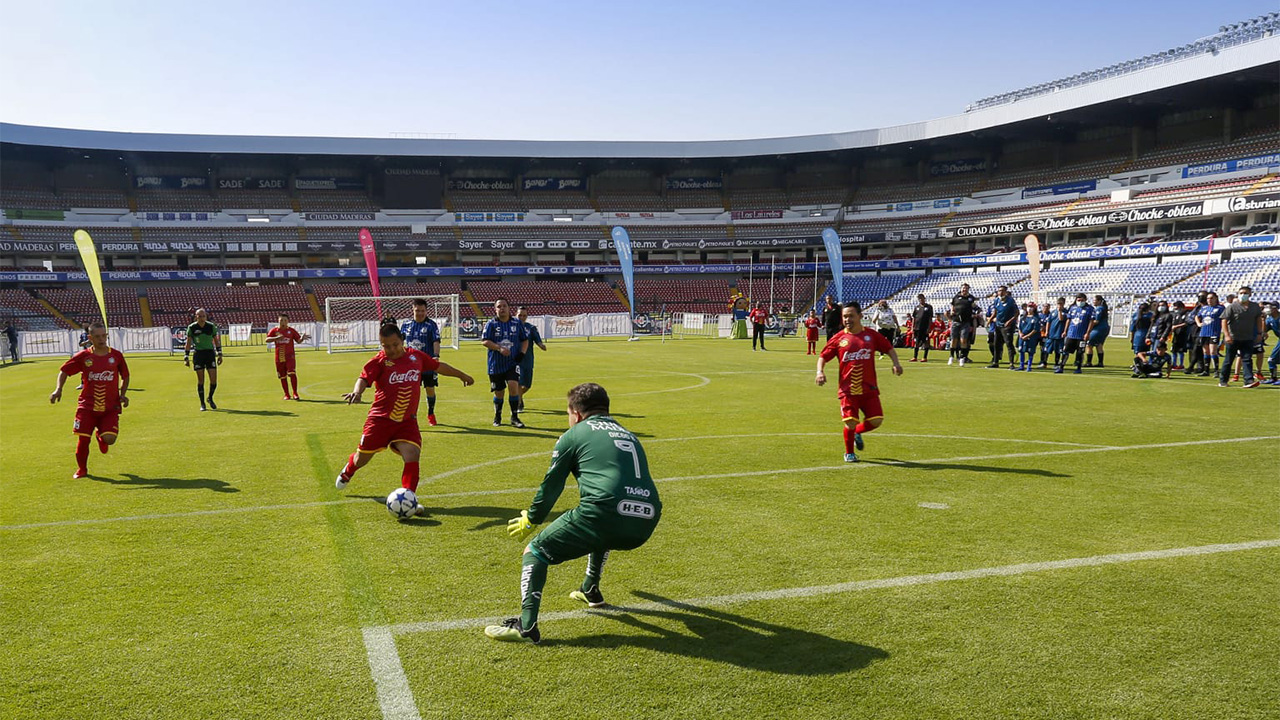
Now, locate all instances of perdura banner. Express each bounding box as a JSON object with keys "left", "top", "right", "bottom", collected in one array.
[{"left": 1182, "top": 153, "right": 1280, "bottom": 179}]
